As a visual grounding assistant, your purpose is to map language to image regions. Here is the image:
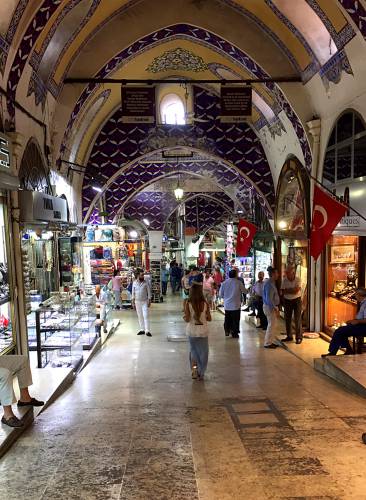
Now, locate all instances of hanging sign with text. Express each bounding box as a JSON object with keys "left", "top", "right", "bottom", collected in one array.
[
  {"left": 0, "top": 132, "right": 11, "bottom": 170},
  {"left": 220, "top": 85, "right": 252, "bottom": 123},
  {"left": 121, "top": 86, "right": 155, "bottom": 124}
]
